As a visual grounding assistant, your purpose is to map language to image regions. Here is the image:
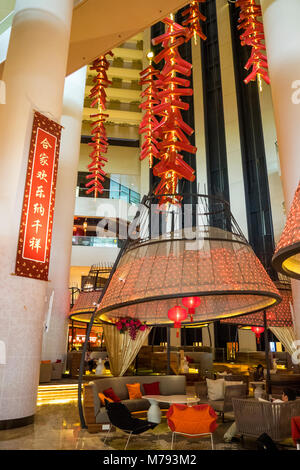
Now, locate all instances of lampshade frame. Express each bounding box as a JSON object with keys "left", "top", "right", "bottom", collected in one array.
[
  {"left": 272, "top": 182, "right": 300, "bottom": 280},
  {"left": 95, "top": 193, "right": 281, "bottom": 326}
]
